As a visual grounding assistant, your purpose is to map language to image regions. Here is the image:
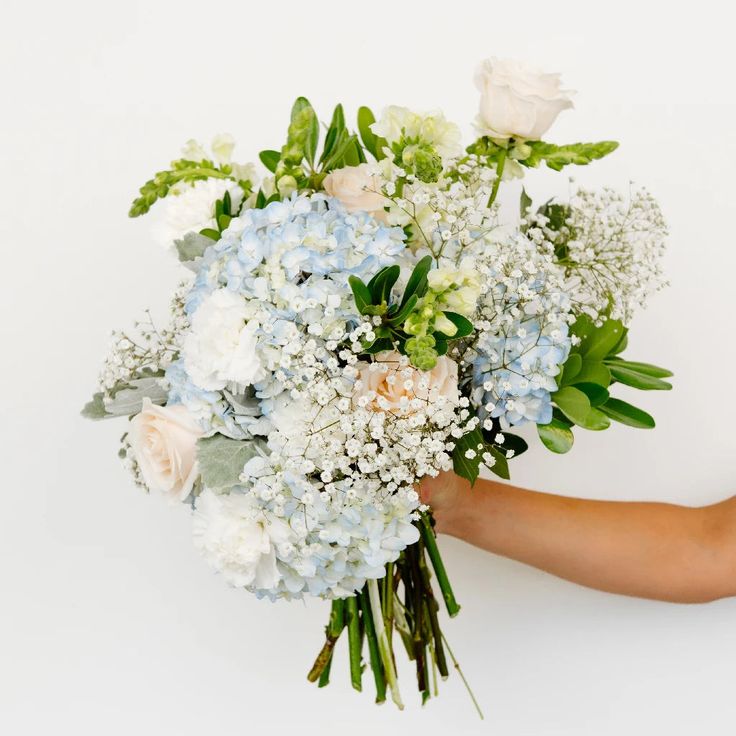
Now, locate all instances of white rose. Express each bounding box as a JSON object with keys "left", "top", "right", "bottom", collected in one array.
[
  {"left": 128, "top": 398, "right": 204, "bottom": 502},
  {"left": 474, "top": 57, "right": 574, "bottom": 140},
  {"left": 182, "top": 288, "right": 265, "bottom": 391},
  {"left": 323, "top": 164, "right": 386, "bottom": 217},
  {"left": 354, "top": 351, "right": 459, "bottom": 413},
  {"left": 193, "top": 488, "right": 291, "bottom": 590}
]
